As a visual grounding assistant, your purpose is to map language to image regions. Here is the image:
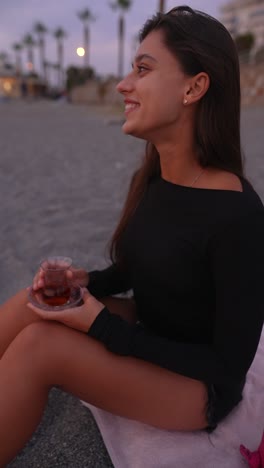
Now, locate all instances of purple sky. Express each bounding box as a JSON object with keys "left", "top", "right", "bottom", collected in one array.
[{"left": 0, "top": 0, "right": 227, "bottom": 77}]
